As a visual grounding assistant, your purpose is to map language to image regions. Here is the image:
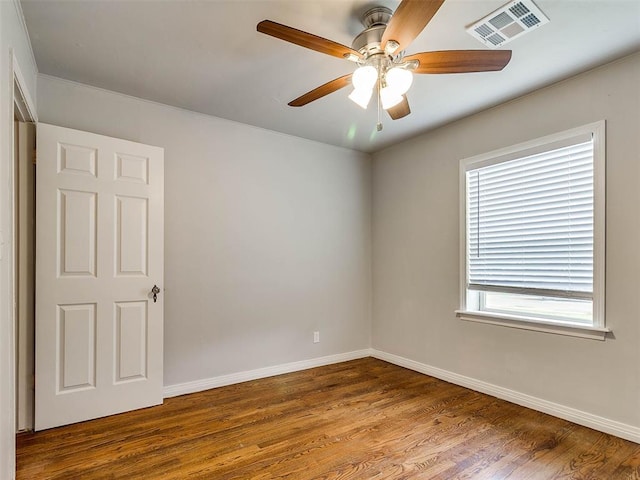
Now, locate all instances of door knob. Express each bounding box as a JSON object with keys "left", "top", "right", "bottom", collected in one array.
[{"left": 151, "top": 285, "right": 160, "bottom": 303}]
